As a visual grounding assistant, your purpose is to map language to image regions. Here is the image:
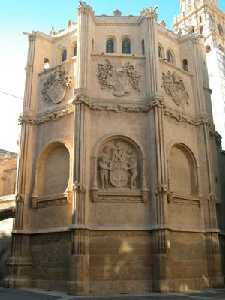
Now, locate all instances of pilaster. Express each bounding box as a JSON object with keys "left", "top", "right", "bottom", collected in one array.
[{"left": 69, "top": 4, "right": 91, "bottom": 288}]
